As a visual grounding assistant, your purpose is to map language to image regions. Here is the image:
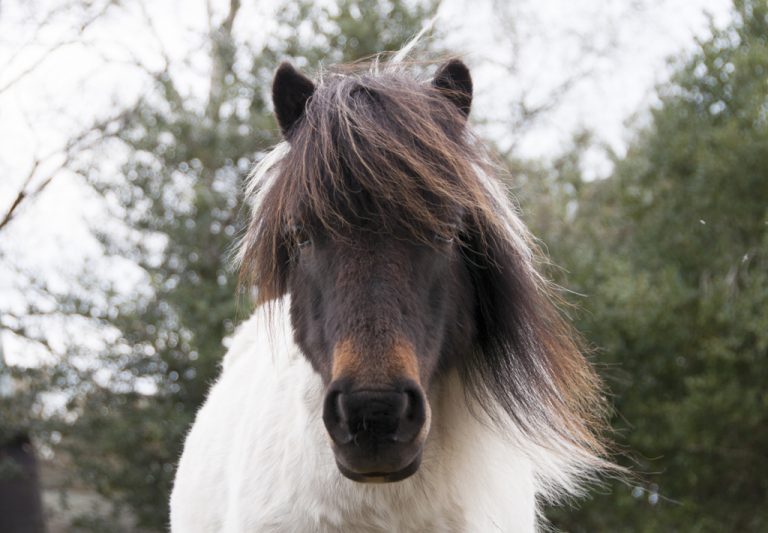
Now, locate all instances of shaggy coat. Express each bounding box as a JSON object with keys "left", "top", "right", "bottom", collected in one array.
[{"left": 171, "top": 57, "right": 609, "bottom": 532}]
